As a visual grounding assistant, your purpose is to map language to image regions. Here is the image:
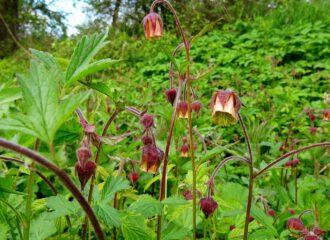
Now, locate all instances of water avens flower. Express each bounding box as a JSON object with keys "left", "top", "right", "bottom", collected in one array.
[
  {"left": 142, "top": 135, "right": 153, "bottom": 145},
  {"left": 323, "top": 109, "right": 330, "bottom": 121},
  {"left": 140, "top": 144, "right": 164, "bottom": 173},
  {"left": 191, "top": 100, "right": 202, "bottom": 114},
  {"left": 140, "top": 114, "right": 154, "bottom": 128},
  {"left": 143, "top": 12, "right": 163, "bottom": 39},
  {"left": 292, "top": 158, "right": 300, "bottom": 167},
  {"left": 268, "top": 209, "right": 275, "bottom": 217},
  {"left": 312, "top": 227, "right": 326, "bottom": 236},
  {"left": 200, "top": 197, "right": 218, "bottom": 218},
  {"left": 177, "top": 101, "right": 189, "bottom": 118},
  {"left": 211, "top": 90, "right": 241, "bottom": 126},
  {"left": 75, "top": 160, "right": 96, "bottom": 191},
  {"left": 287, "top": 218, "right": 304, "bottom": 231},
  {"left": 165, "top": 88, "right": 177, "bottom": 105},
  {"left": 129, "top": 172, "right": 139, "bottom": 185}
]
